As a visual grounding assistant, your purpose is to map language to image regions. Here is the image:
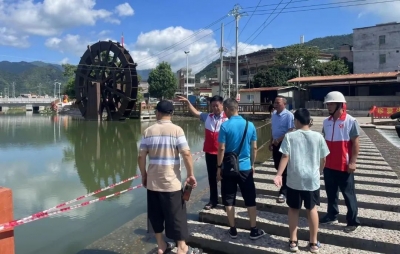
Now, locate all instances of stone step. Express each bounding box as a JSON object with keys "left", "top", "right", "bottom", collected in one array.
[
  {"left": 358, "top": 152, "right": 382, "bottom": 157},
  {"left": 357, "top": 155, "right": 384, "bottom": 160},
  {"left": 186, "top": 220, "right": 378, "bottom": 254},
  {"left": 256, "top": 165, "right": 399, "bottom": 181},
  {"left": 253, "top": 174, "right": 400, "bottom": 198},
  {"left": 218, "top": 194, "right": 400, "bottom": 231},
  {"left": 251, "top": 182, "right": 400, "bottom": 211},
  {"left": 253, "top": 172, "right": 400, "bottom": 189},
  {"left": 262, "top": 158, "right": 389, "bottom": 167},
  {"left": 199, "top": 206, "right": 400, "bottom": 253}
]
